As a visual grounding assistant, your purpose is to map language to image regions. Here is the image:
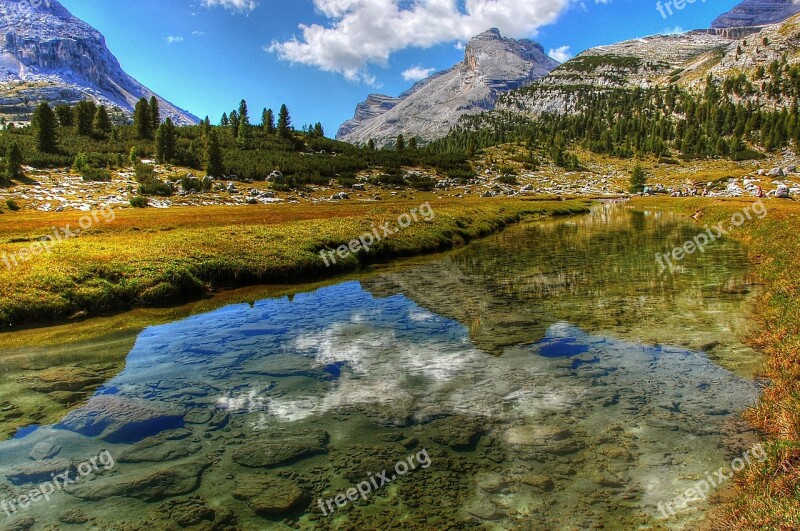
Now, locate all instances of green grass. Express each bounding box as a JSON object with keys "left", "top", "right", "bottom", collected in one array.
[{"left": 0, "top": 197, "right": 590, "bottom": 328}]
